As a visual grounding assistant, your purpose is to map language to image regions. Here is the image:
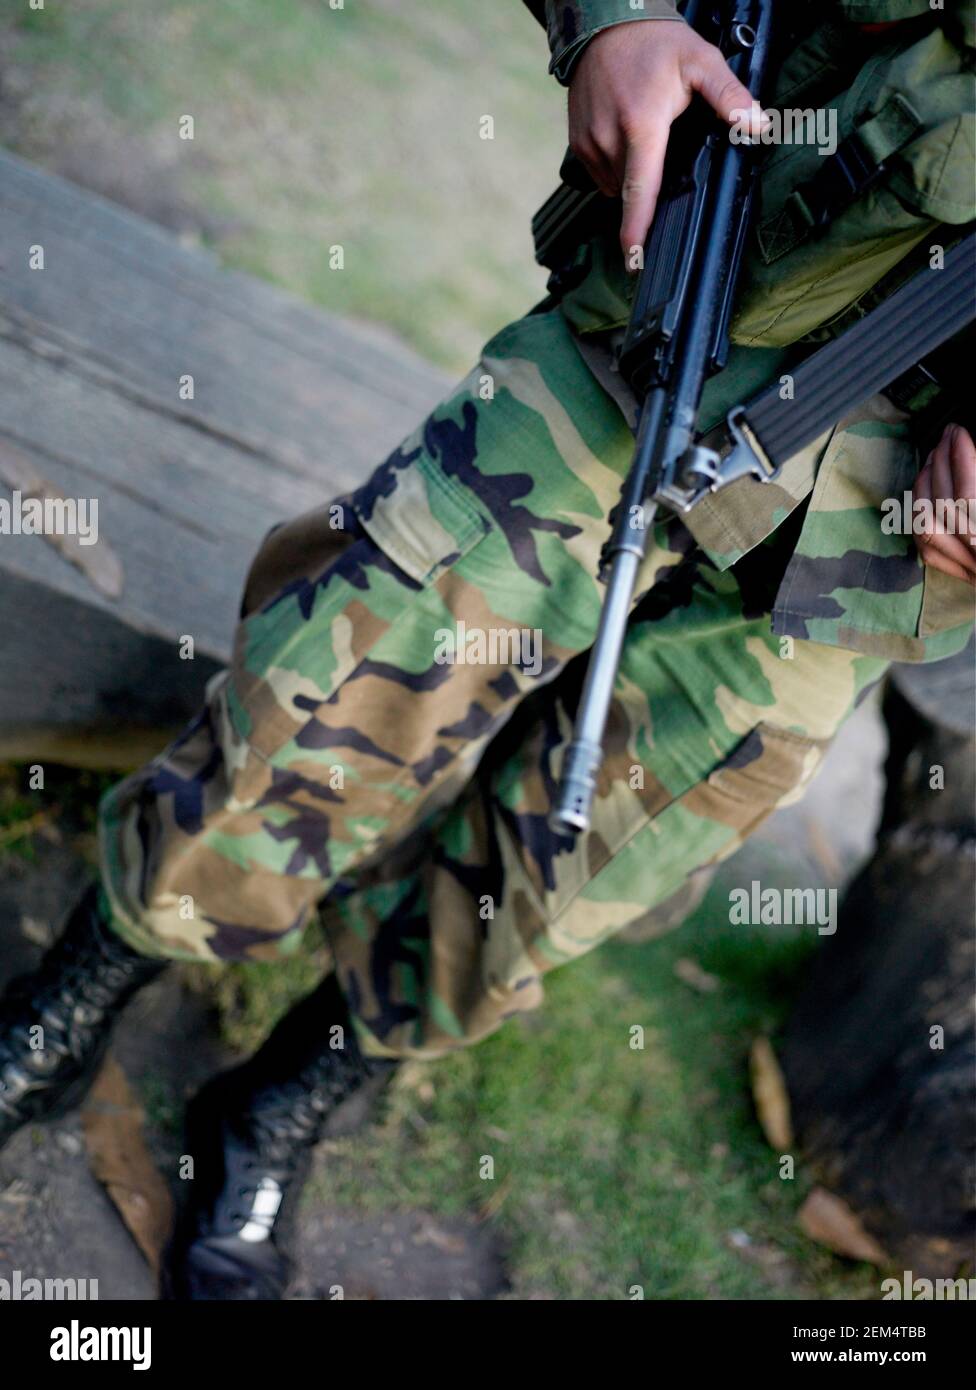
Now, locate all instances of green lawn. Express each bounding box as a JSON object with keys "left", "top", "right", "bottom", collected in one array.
[
  {"left": 299, "top": 868, "right": 879, "bottom": 1301},
  {"left": 0, "top": 0, "right": 881, "bottom": 1299},
  {"left": 3, "top": 0, "right": 563, "bottom": 371}
]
